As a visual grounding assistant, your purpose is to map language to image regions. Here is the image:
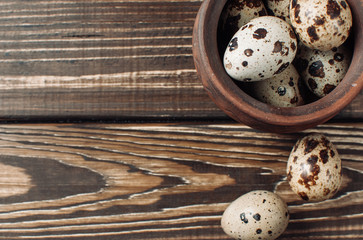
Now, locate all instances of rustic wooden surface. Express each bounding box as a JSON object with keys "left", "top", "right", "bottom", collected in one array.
[
  {"left": 0, "top": 0, "right": 361, "bottom": 121},
  {"left": 0, "top": 1, "right": 361, "bottom": 240},
  {"left": 0, "top": 122, "right": 361, "bottom": 239}
]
